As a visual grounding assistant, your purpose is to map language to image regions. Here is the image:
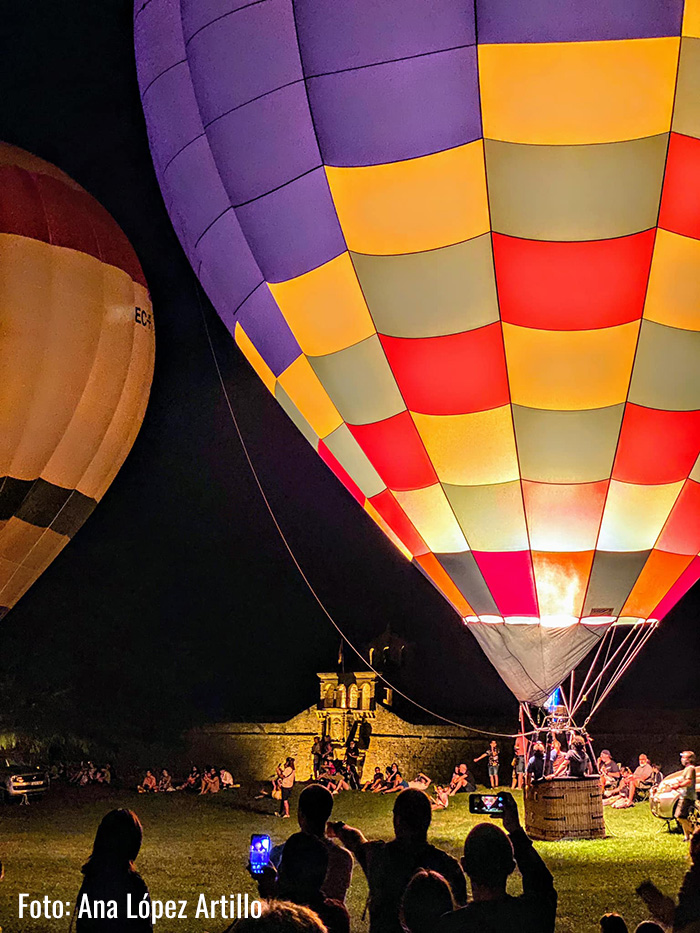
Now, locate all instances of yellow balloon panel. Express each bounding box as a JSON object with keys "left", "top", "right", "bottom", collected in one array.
[
  {"left": 412, "top": 406, "right": 519, "bottom": 485},
  {"left": 479, "top": 38, "right": 679, "bottom": 145},
  {"left": 394, "top": 484, "right": 470, "bottom": 553},
  {"left": 269, "top": 252, "right": 376, "bottom": 356},
  {"left": 644, "top": 229, "right": 700, "bottom": 331},
  {"left": 235, "top": 322, "right": 276, "bottom": 394},
  {"left": 277, "top": 355, "right": 343, "bottom": 440},
  {"left": 325, "top": 142, "right": 489, "bottom": 255},
  {"left": 503, "top": 321, "right": 639, "bottom": 410},
  {"left": 598, "top": 480, "right": 684, "bottom": 551}
]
